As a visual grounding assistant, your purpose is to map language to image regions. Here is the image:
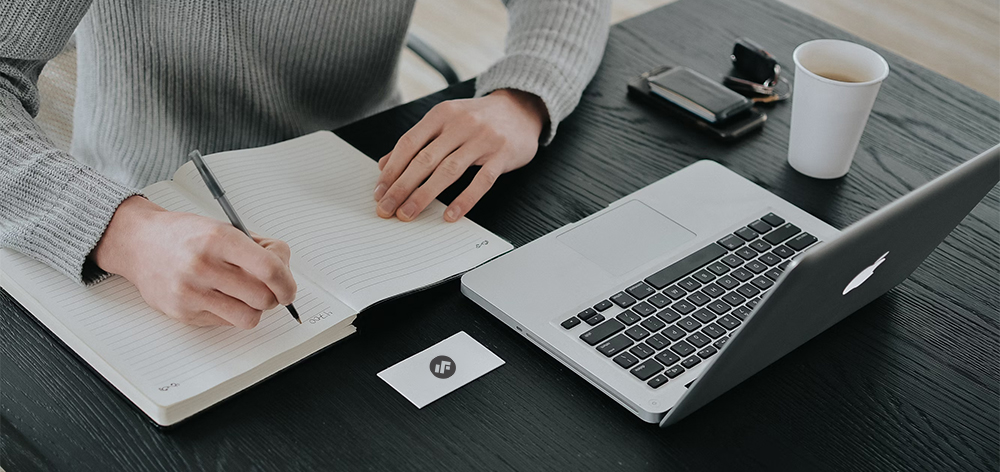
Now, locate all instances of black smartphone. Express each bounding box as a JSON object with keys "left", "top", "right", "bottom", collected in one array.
[{"left": 627, "top": 65, "right": 766, "bottom": 141}]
